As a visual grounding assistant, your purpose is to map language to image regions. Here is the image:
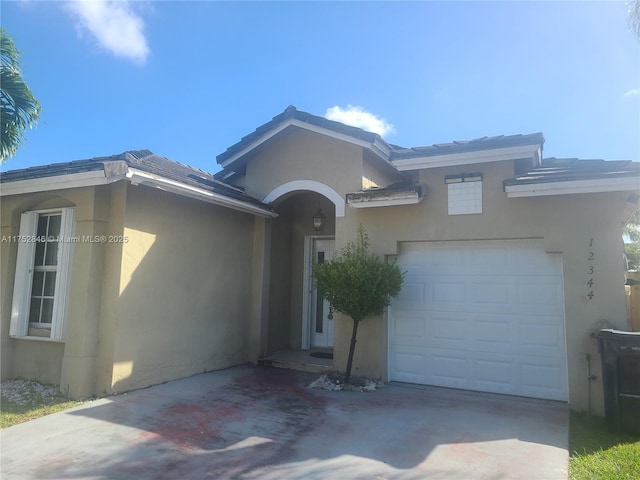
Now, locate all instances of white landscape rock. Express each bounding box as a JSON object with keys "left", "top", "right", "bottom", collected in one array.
[
  {"left": 1, "top": 379, "right": 61, "bottom": 405},
  {"left": 307, "top": 375, "right": 343, "bottom": 391},
  {"left": 307, "top": 375, "right": 381, "bottom": 392}
]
